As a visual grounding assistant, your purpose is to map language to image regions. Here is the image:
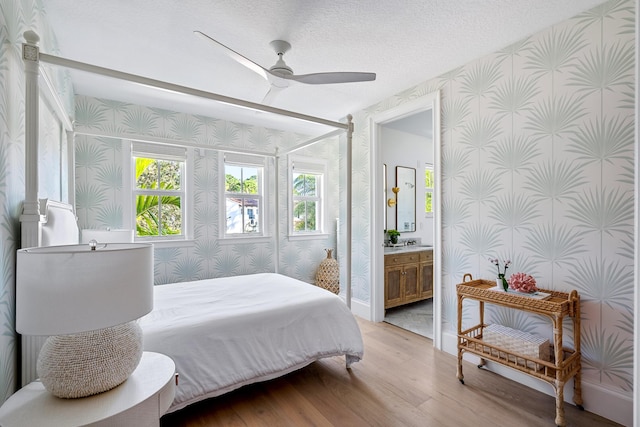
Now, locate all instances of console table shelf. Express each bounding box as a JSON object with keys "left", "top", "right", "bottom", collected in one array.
[{"left": 456, "top": 274, "right": 582, "bottom": 427}]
